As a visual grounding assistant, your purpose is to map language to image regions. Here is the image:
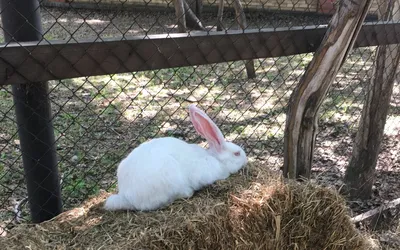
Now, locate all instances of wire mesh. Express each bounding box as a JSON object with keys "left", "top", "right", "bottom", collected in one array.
[{"left": 0, "top": 0, "right": 399, "bottom": 241}]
